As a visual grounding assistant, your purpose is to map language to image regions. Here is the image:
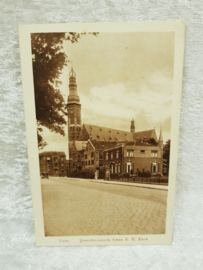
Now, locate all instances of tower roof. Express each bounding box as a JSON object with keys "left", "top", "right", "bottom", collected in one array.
[
  {"left": 68, "top": 67, "right": 80, "bottom": 104},
  {"left": 69, "top": 67, "right": 76, "bottom": 77}
]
